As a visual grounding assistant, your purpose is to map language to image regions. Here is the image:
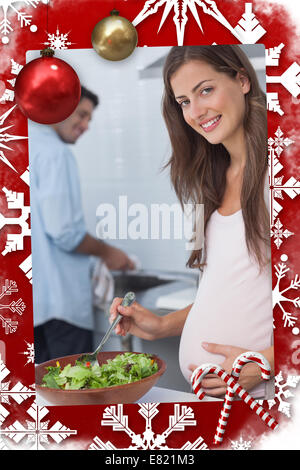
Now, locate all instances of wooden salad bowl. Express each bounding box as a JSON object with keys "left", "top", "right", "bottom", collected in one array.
[{"left": 35, "top": 351, "right": 166, "bottom": 406}]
